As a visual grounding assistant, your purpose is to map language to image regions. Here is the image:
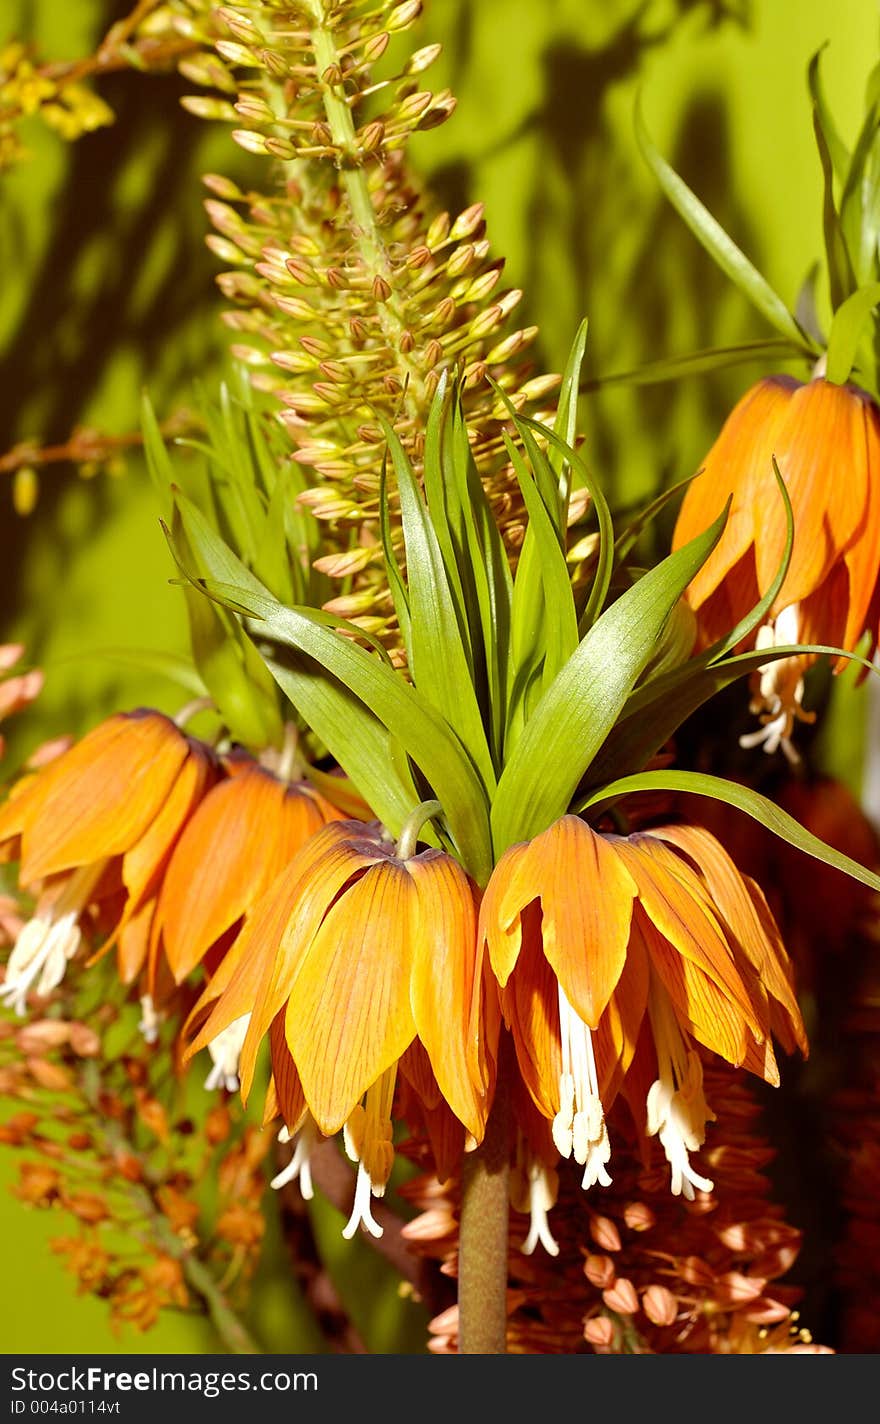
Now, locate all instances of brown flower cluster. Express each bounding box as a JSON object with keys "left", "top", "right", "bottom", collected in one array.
[
  {"left": 399, "top": 1059, "right": 830, "bottom": 1354},
  {"left": 0, "top": 956, "right": 269, "bottom": 1342}
]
